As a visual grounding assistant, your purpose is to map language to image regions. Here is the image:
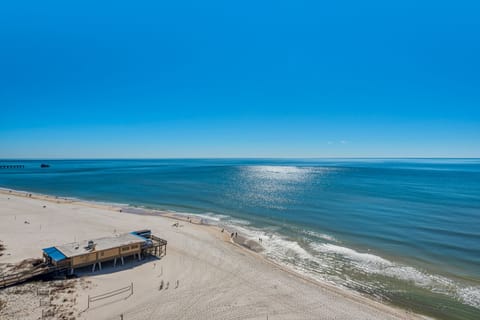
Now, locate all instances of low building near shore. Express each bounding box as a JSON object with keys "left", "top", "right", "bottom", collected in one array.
[{"left": 42, "top": 230, "right": 167, "bottom": 273}]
